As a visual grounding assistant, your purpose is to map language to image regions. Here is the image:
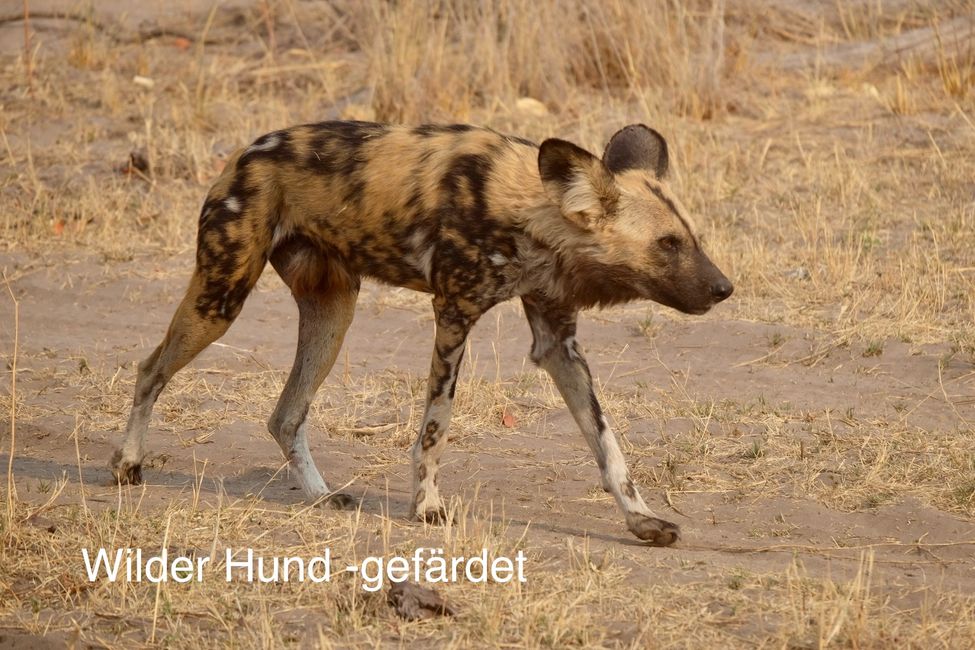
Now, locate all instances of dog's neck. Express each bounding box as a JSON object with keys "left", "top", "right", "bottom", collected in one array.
[{"left": 510, "top": 199, "right": 643, "bottom": 309}]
